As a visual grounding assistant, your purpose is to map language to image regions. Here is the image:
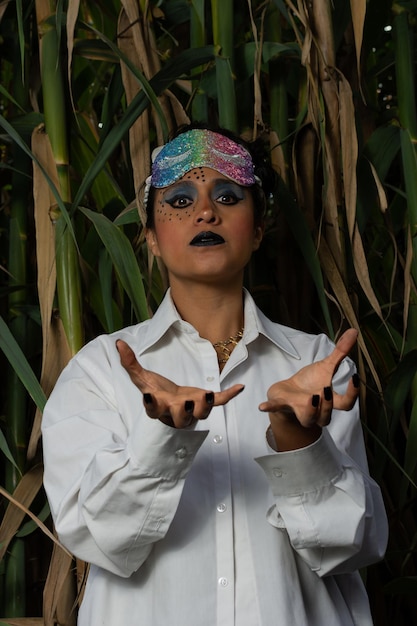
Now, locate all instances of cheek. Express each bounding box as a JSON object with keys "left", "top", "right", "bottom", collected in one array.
[{"left": 154, "top": 198, "right": 196, "bottom": 223}]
